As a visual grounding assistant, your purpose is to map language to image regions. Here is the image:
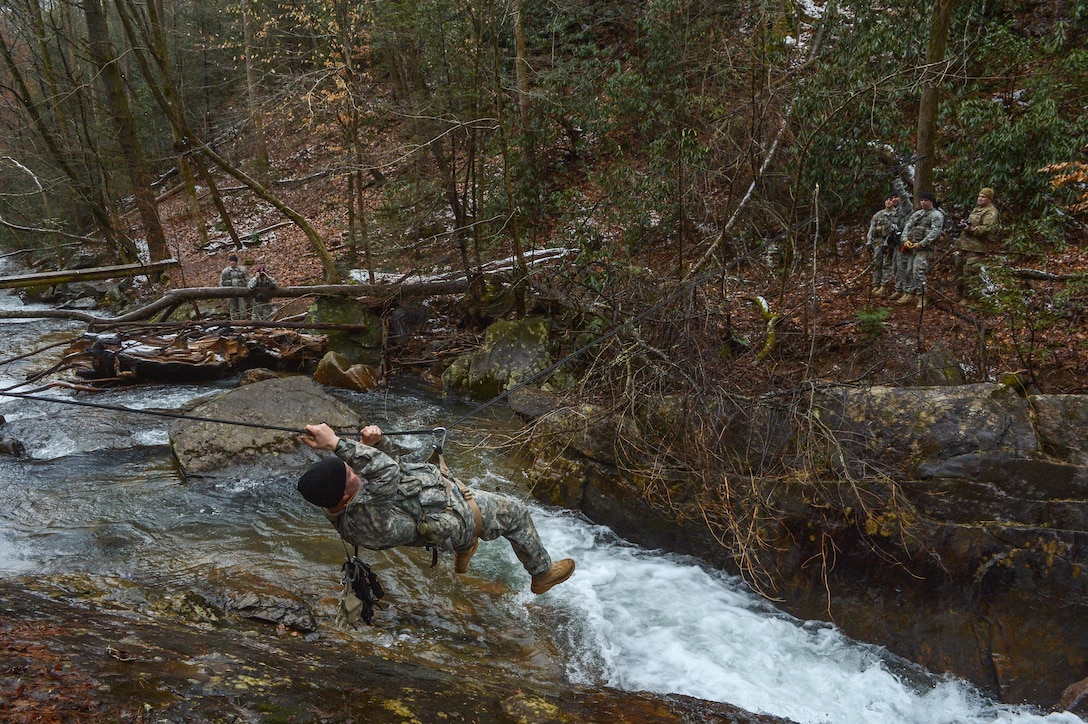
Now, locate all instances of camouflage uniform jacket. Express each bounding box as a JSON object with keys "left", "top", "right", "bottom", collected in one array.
[
  {"left": 901, "top": 207, "right": 945, "bottom": 249},
  {"left": 325, "top": 438, "right": 476, "bottom": 553},
  {"left": 892, "top": 178, "right": 913, "bottom": 231},
  {"left": 958, "top": 204, "right": 1000, "bottom": 254},
  {"left": 219, "top": 265, "right": 250, "bottom": 287},
  {"left": 248, "top": 273, "right": 277, "bottom": 300},
  {"left": 867, "top": 208, "right": 898, "bottom": 247}
]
